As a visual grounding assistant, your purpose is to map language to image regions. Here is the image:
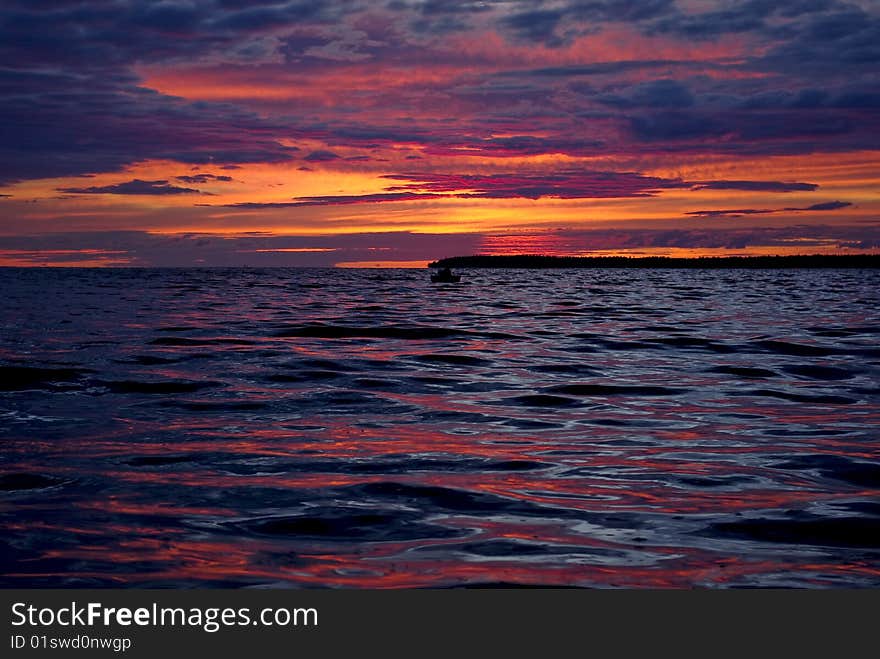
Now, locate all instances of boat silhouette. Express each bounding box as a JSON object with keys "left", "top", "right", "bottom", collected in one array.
[{"left": 430, "top": 267, "right": 461, "bottom": 283}]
